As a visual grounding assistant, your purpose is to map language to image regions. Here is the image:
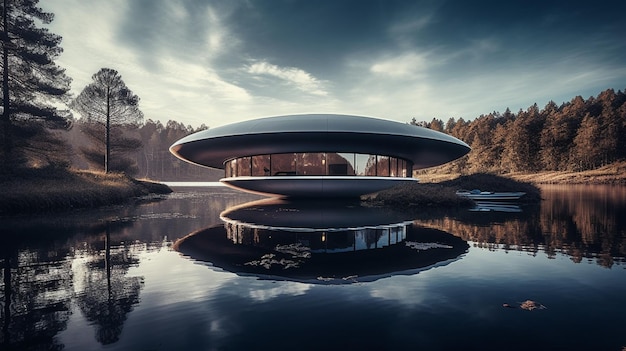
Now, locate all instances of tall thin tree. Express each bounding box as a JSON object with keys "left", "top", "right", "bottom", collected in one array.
[
  {"left": 0, "top": 0, "right": 72, "bottom": 167},
  {"left": 72, "top": 68, "right": 143, "bottom": 173}
]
